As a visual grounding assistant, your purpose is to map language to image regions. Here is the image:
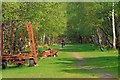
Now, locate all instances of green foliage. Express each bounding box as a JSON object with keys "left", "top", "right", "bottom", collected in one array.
[
  {"left": 2, "top": 2, "right": 67, "bottom": 40},
  {"left": 66, "top": 3, "right": 99, "bottom": 42},
  {"left": 2, "top": 2, "right": 67, "bottom": 47},
  {"left": 66, "top": 2, "right": 119, "bottom": 46},
  {"left": 2, "top": 2, "right": 120, "bottom": 47}
]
